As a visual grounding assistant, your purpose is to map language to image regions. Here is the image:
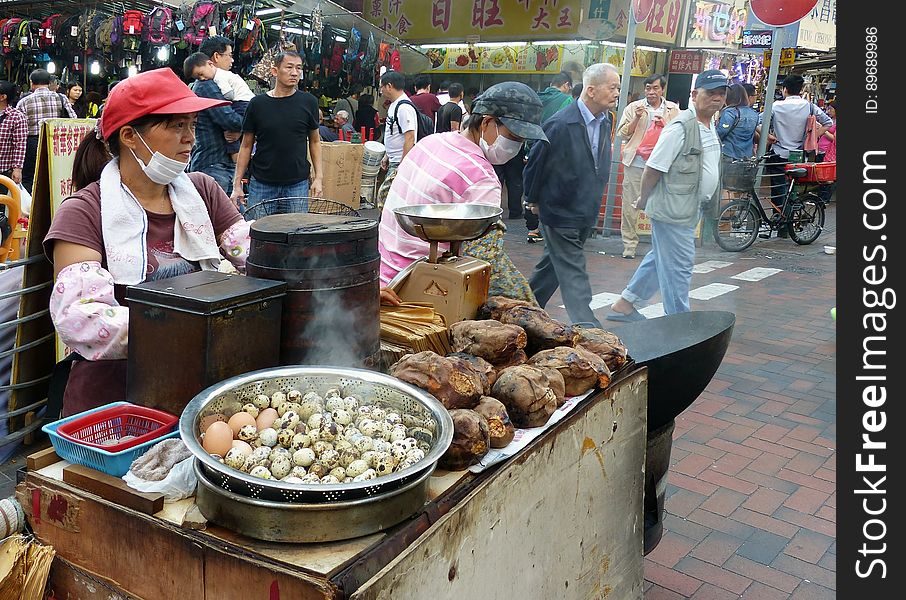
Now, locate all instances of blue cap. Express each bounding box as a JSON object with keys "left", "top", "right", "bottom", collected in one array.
[{"left": 694, "top": 70, "right": 730, "bottom": 91}]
